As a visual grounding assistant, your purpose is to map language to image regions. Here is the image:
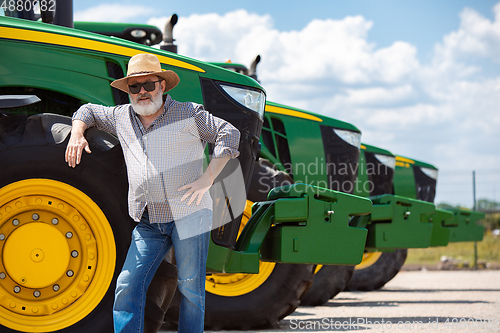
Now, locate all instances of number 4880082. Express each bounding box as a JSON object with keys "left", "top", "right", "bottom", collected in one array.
[{"left": 1, "top": 0, "right": 55, "bottom": 13}]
